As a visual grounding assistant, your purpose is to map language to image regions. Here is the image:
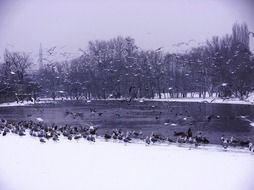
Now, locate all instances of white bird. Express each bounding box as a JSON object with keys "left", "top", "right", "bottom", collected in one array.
[
  {"left": 139, "top": 99, "right": 144, "bottom": 103},
  {"left": 47, "top": 46, "right": 56, "bottom": 55},
  {"left": 59, "top": 45, "right": 66, "bottom": 49},
  {"left": 7, "top": 43, "right": 15, "bottom": 48},
  {"left": 188, "top": 39, "right": 196, "bottom": 43},
  {"left": 60, "top": 52, "right": 68, "bottom": 57},
  {"left": 248, "top": 32, "right": 254, "bottom": 37},
  {"left": 172, "top": 42, "right": 187, "bottom": 47},
  {"left": 36, "top": 117, "right": 44, "bottom": 122}
]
